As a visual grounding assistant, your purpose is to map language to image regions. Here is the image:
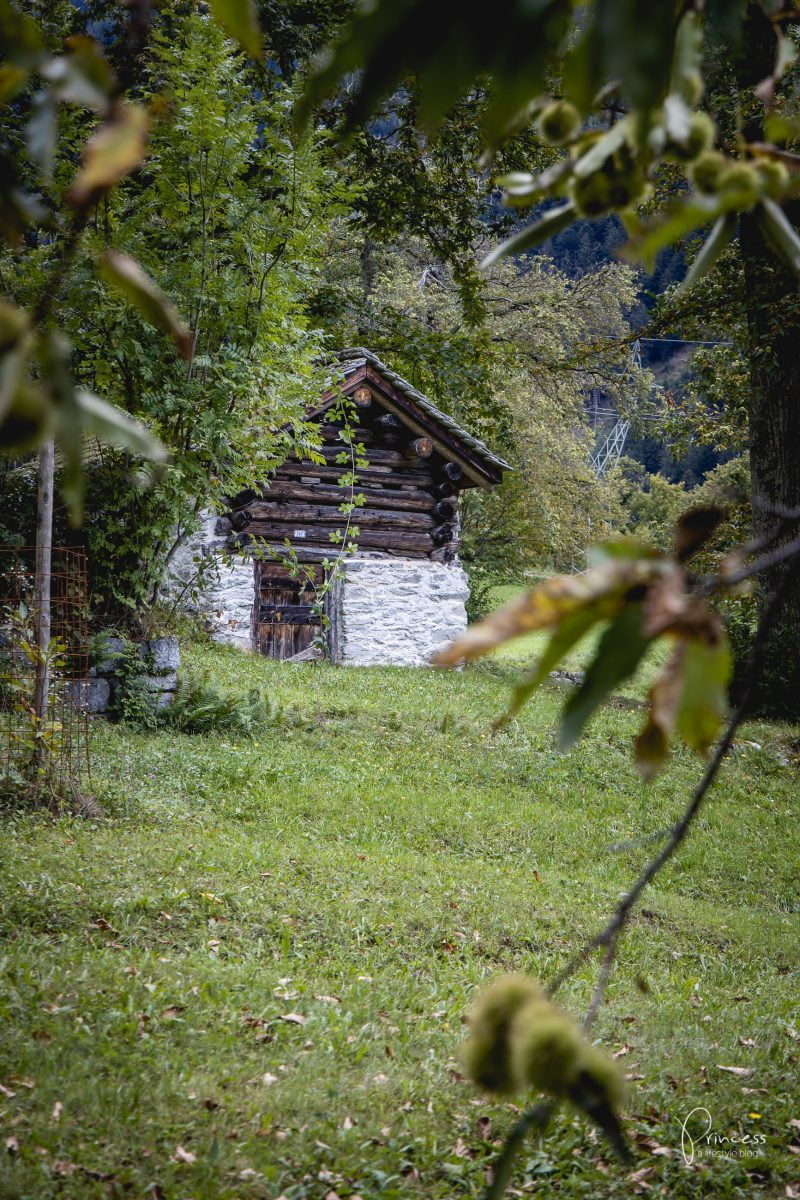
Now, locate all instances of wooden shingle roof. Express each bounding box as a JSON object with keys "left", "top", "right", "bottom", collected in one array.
[{"left": 316, "top": 347, "right": 511, "bottom": 489}]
